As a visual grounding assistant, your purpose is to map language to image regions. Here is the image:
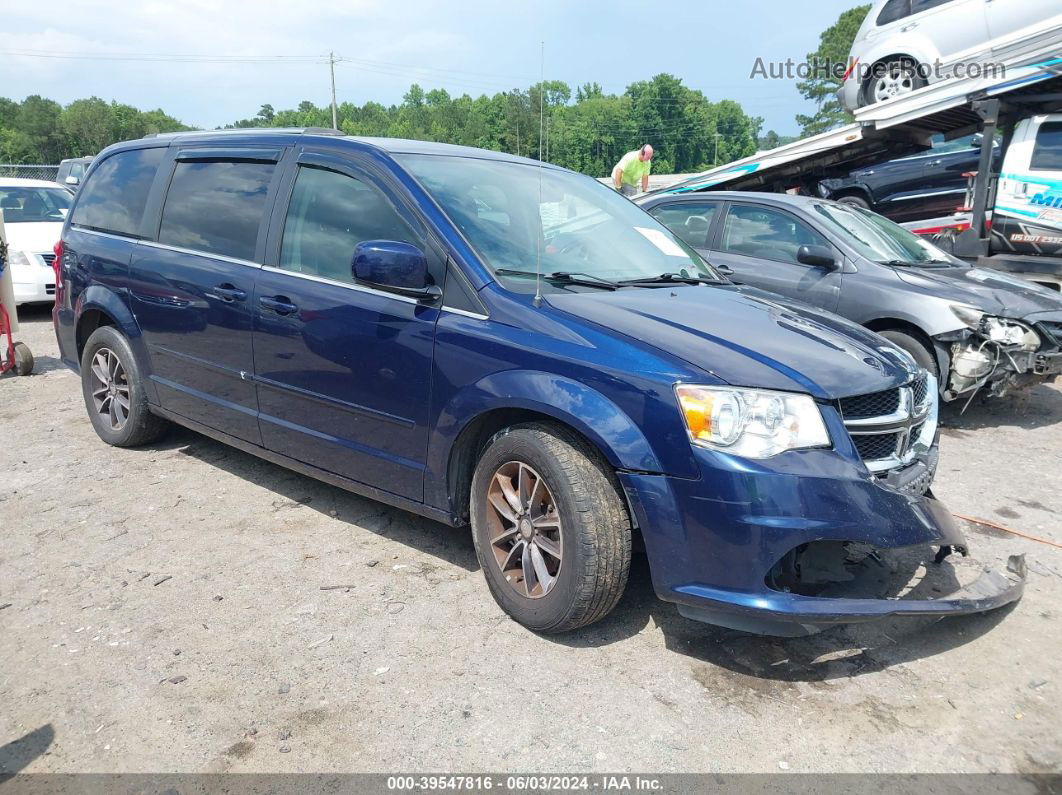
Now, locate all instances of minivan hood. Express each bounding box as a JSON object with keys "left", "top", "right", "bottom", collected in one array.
[
  {"left": 547, "top": 285, "right": 914, "bottom": 399},
  {"left": 893, "top": 265, "right": 1062, "bottom": 320},
  {"left": 2, "top": 220, "right": 64, "bottom": 255}
]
